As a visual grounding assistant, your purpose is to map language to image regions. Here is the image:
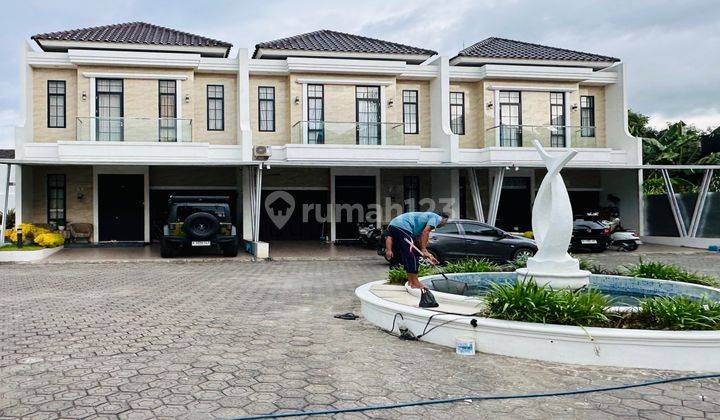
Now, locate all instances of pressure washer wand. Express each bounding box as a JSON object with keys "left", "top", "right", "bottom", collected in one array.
[{"left": 404, "top": 238, "right": 450, "bottom": 281}]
